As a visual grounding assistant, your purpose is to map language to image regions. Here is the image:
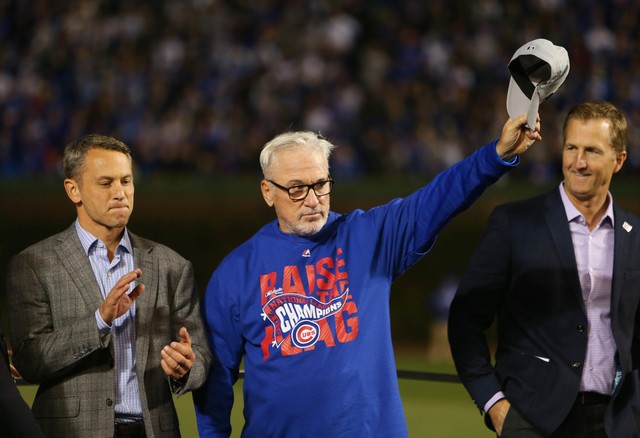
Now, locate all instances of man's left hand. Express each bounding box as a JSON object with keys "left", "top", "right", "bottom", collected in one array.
[{"left": 161, "top": 326, "right": 196, "bottom": 381}]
